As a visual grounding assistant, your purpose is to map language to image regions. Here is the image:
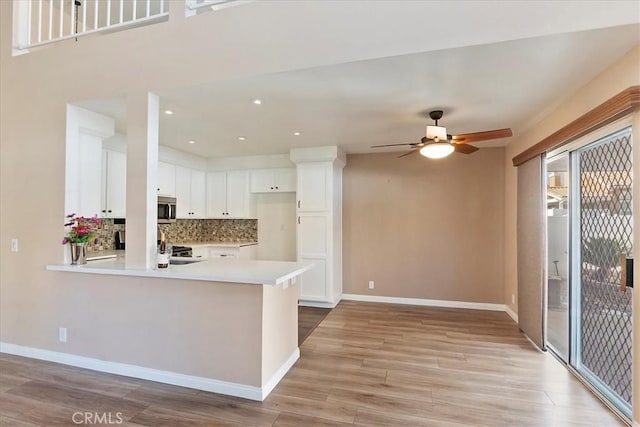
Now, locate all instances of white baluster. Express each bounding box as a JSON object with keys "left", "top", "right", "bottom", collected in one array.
[
  {"left": 94, "top": 0, "right": 98, "bottom": 29},
  {"left": 106, "top": 0, "right": 111, "bottom": 26},
  {"left": 70, "top": 0, "right": 75, "bottom": 36},
  {"left": 48, "top": 0, "right": 53, "bottom": 40},
  {"left": 119, "top": 0, "right": 123, "bottom": 23},
  {"left": 132, "top": 0, "right": 137, "bottom": 20},
  {"left": 59, "top": 0, "right": 64, "bottom": 37},
  {"left": 37, "top": 0, "right": 42, "bottom": 43},
  {"left": 82, "top": 0, "right": 87, "bottom": 32},
  {"left": 146, "top": 0, "right": 150, "bottom": 17}
]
